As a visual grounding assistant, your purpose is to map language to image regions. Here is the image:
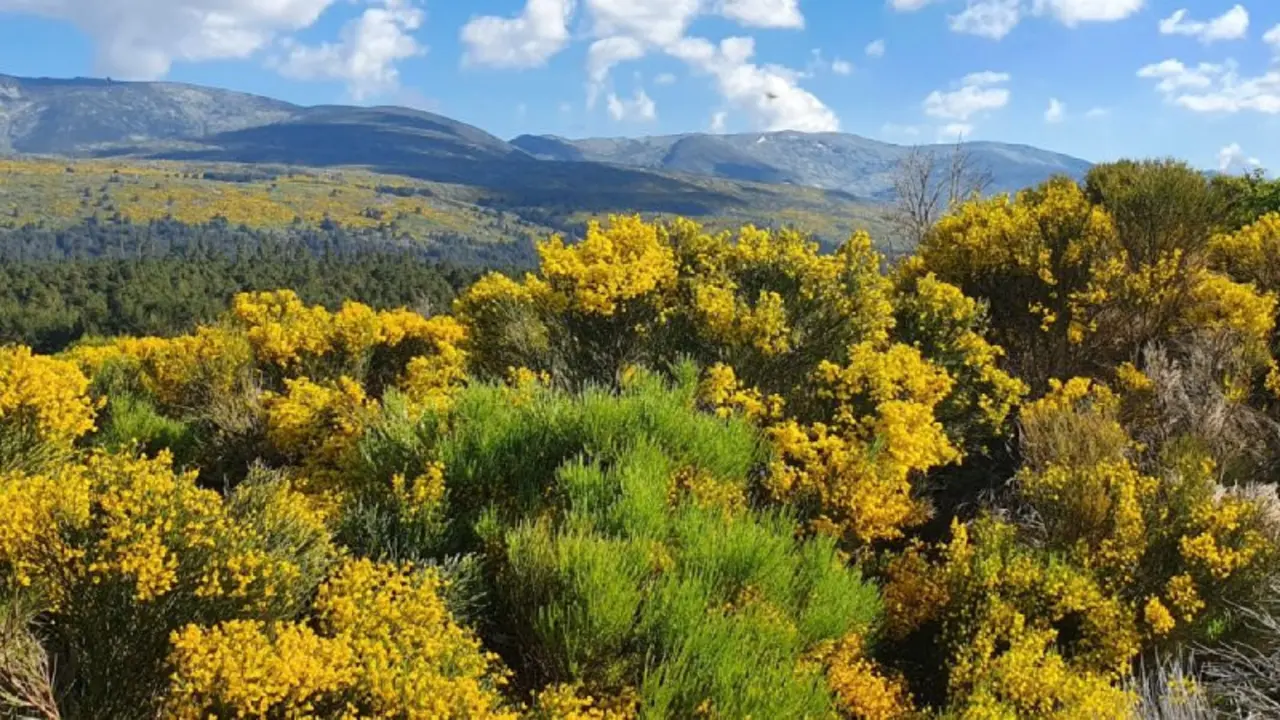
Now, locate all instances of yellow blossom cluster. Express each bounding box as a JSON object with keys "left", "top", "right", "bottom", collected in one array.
[
  {"left": 0, "top": 345, "right": 98, "bottom": 457},
  {"left": 165, "top": 559, "right": 516, "bottom": 719},
  {"left": 697, "top": 363, "right": 784, "bottom": 422},
  {"left": 0, "top": 450, "right": 331, "bottom": 610},
  {"left": 1016, "top": 377, "right": 1278, "bottom": 639},
  {"left": 229, "top": 290, "right": 470, "bottom": 386},
  {"left": 916, "top": 178, "right": 1280, "bottom": 393},
  {"left": 1208, "top": 212, "right": 1280, "bottom": 291},
  {"left": 527, "top": 684, "right": 638, "bottom": 720},
  {"left": 538, "top": 216, "right": 679, "bottom": 317},
  {"left": 263, "top": 376, "right": 376, "bottom": 473},
  {"left": 767, "top": 342, "right": 961, "bottom": 543},
  {"left": 884, "top": 518, "right": 1140, "bottom": 717},
  {"left": 808, "top": 633, "right": 914, "bottom": 720}
]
